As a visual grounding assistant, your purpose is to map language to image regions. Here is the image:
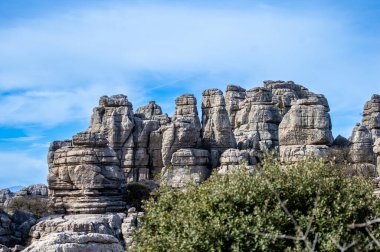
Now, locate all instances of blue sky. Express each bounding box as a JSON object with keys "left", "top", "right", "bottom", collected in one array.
[{"left": 0, "top": 0, "right": 379, "bottom": 188}]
